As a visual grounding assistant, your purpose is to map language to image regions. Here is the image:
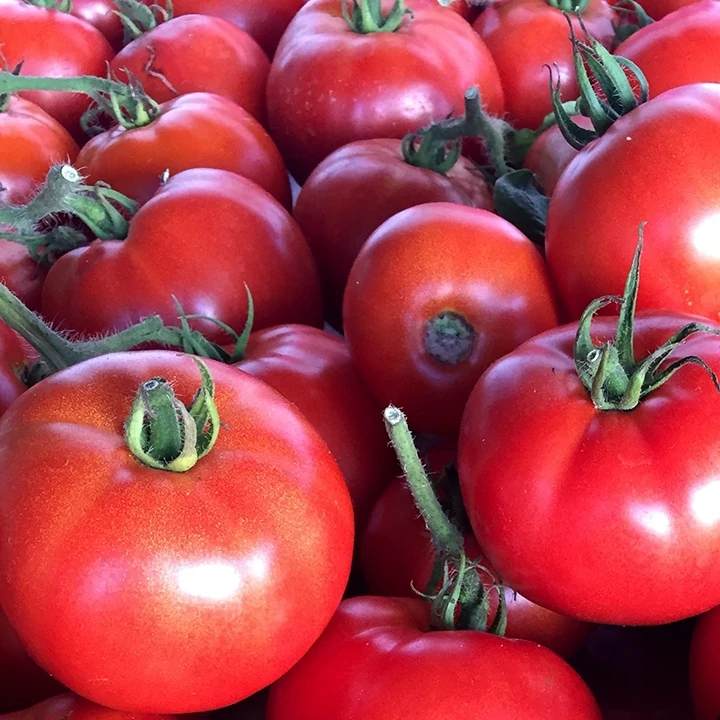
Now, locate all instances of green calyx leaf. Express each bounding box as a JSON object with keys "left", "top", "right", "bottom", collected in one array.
[
  {"left": 550, "top": 14, "right": 649, "bottom": 150},
  {"left": 114, "top": 0, "right": 174, "bottom": 45},
  {"left": 613, "top": 0, "right": 655, "bottom": 44},
  {"left": 124, "top": 358, "right": 221, "bottom": 472},
  {"left": 574, "top": 224, "right": 720, "bottom": 411},
  {"left": 341, "top": 0, "right": 411, "bottom": 33},
  {"left": 22, "top": 0, "right": 72, "bottom": 10},
  {"left": 545, "top": 0, "right": 590, "bottom": 14},
  {"left": 493, "top": 169, "right": 549, "bottom": 246}
]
